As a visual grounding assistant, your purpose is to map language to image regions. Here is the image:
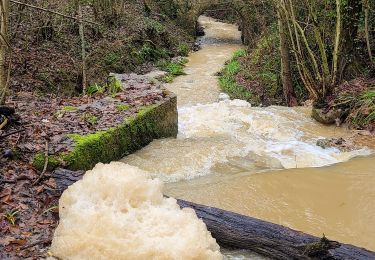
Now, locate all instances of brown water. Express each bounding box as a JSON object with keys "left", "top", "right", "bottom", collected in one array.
[{"left": 122, "top": 16, "right": 375, "bottom": 254}]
